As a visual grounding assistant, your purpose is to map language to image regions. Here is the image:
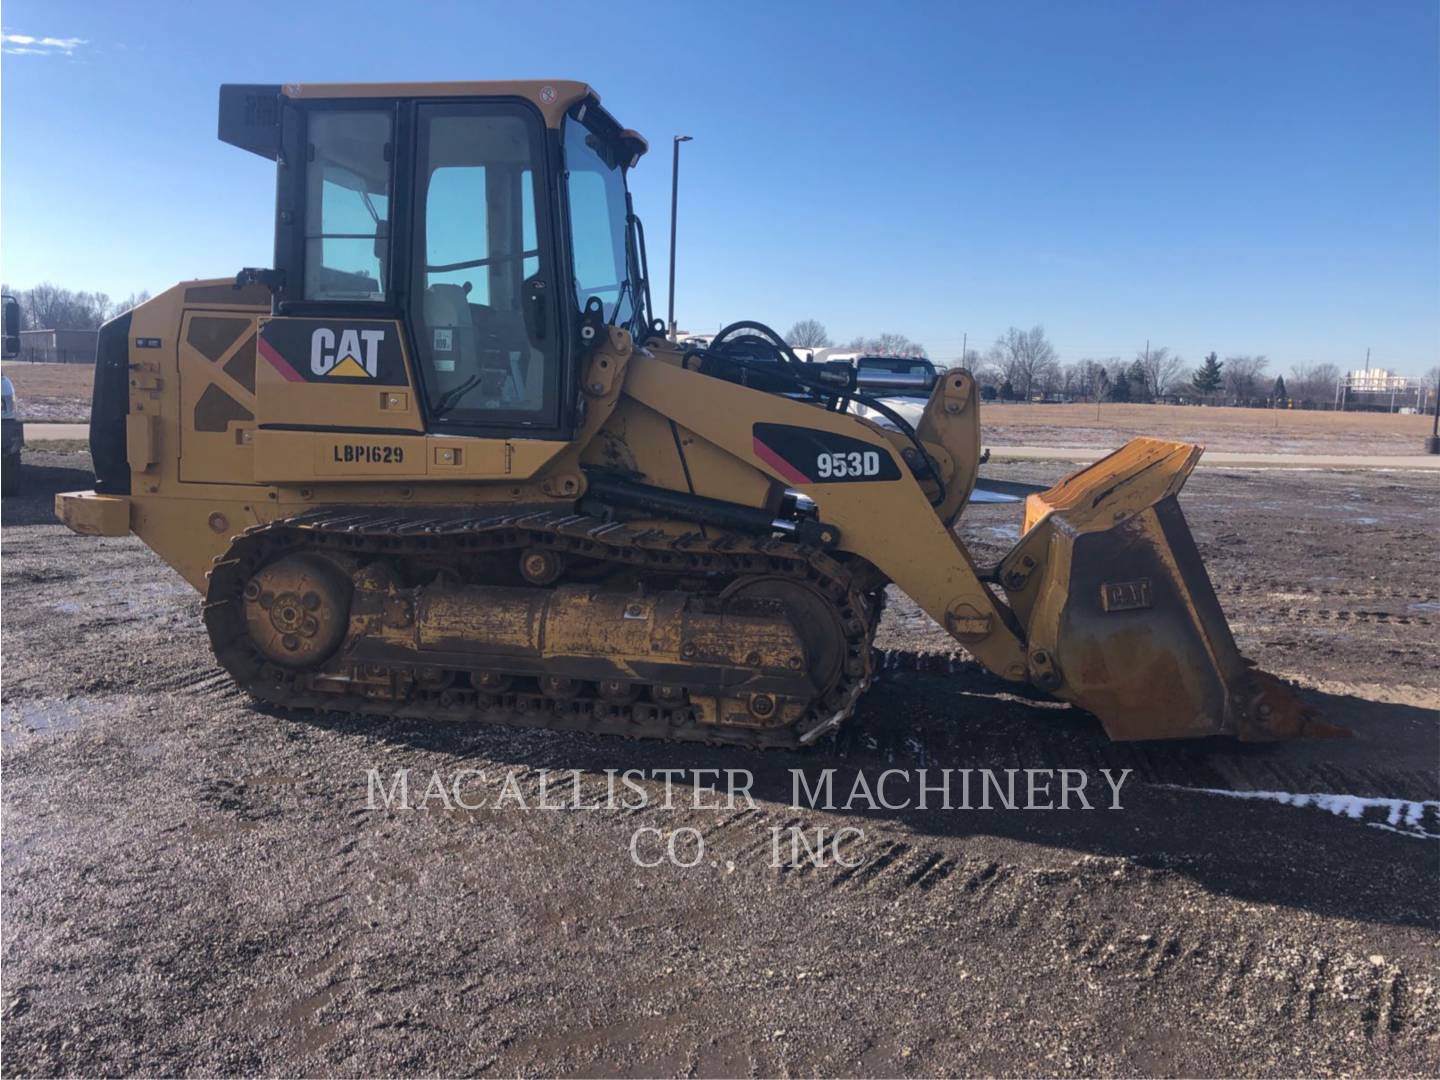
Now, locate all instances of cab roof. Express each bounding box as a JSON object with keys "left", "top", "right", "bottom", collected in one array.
[
  {"left": 219, "top": 81, "right": 647, "bottom": 160},
  {"left": 281, "top": 79, "right": 593, "bottom": 127}
]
